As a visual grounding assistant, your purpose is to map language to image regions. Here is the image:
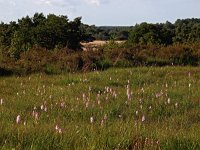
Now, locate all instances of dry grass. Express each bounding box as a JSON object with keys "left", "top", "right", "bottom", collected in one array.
[{"left": 81, "top": 40, "right": 125, "bottom": 47}]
